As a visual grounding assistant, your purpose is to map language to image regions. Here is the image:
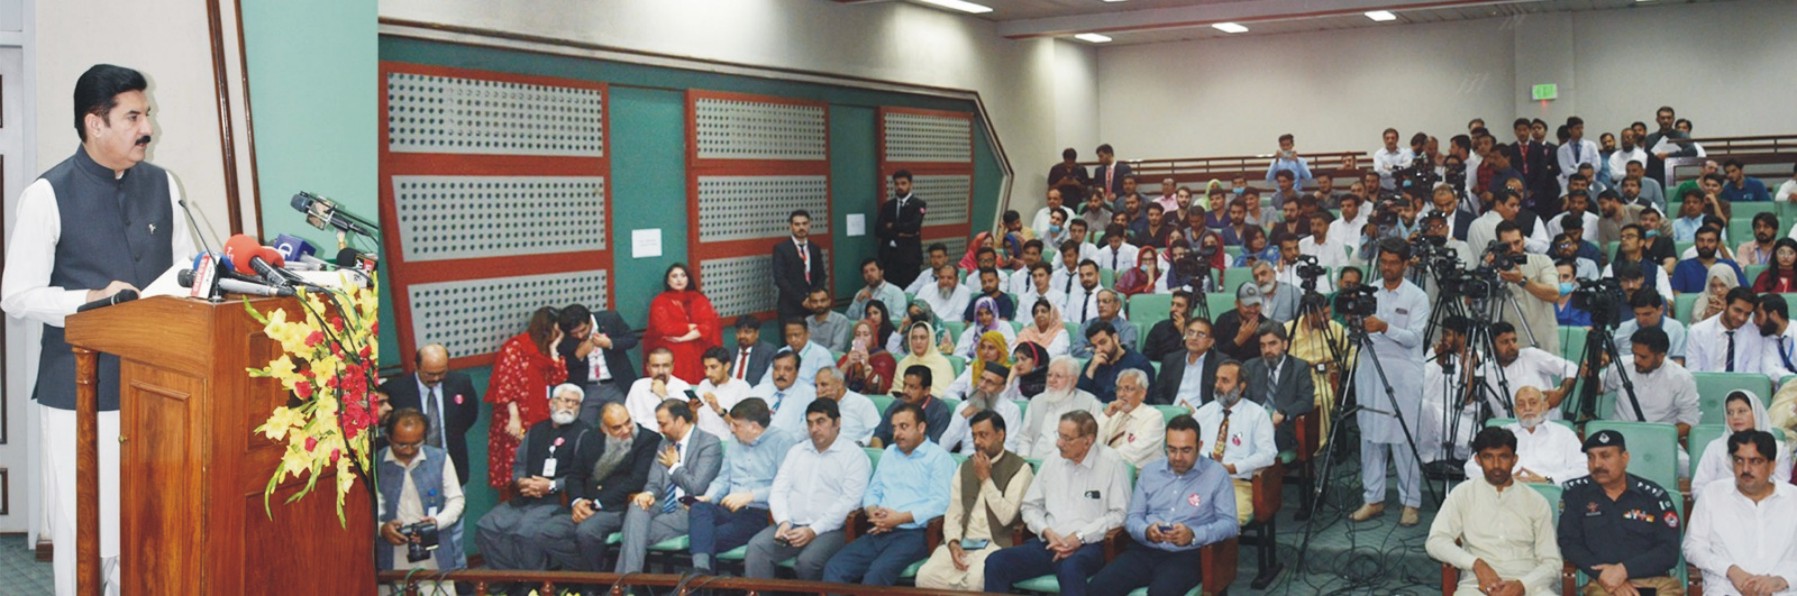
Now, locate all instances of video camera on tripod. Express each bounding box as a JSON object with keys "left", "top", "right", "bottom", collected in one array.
[
  {"left": 1332, "top": 284, "right": 1379, "bottom": 318},
  {"left": 1570, "top": 277, "right": 1628, "bottom": 329}
]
